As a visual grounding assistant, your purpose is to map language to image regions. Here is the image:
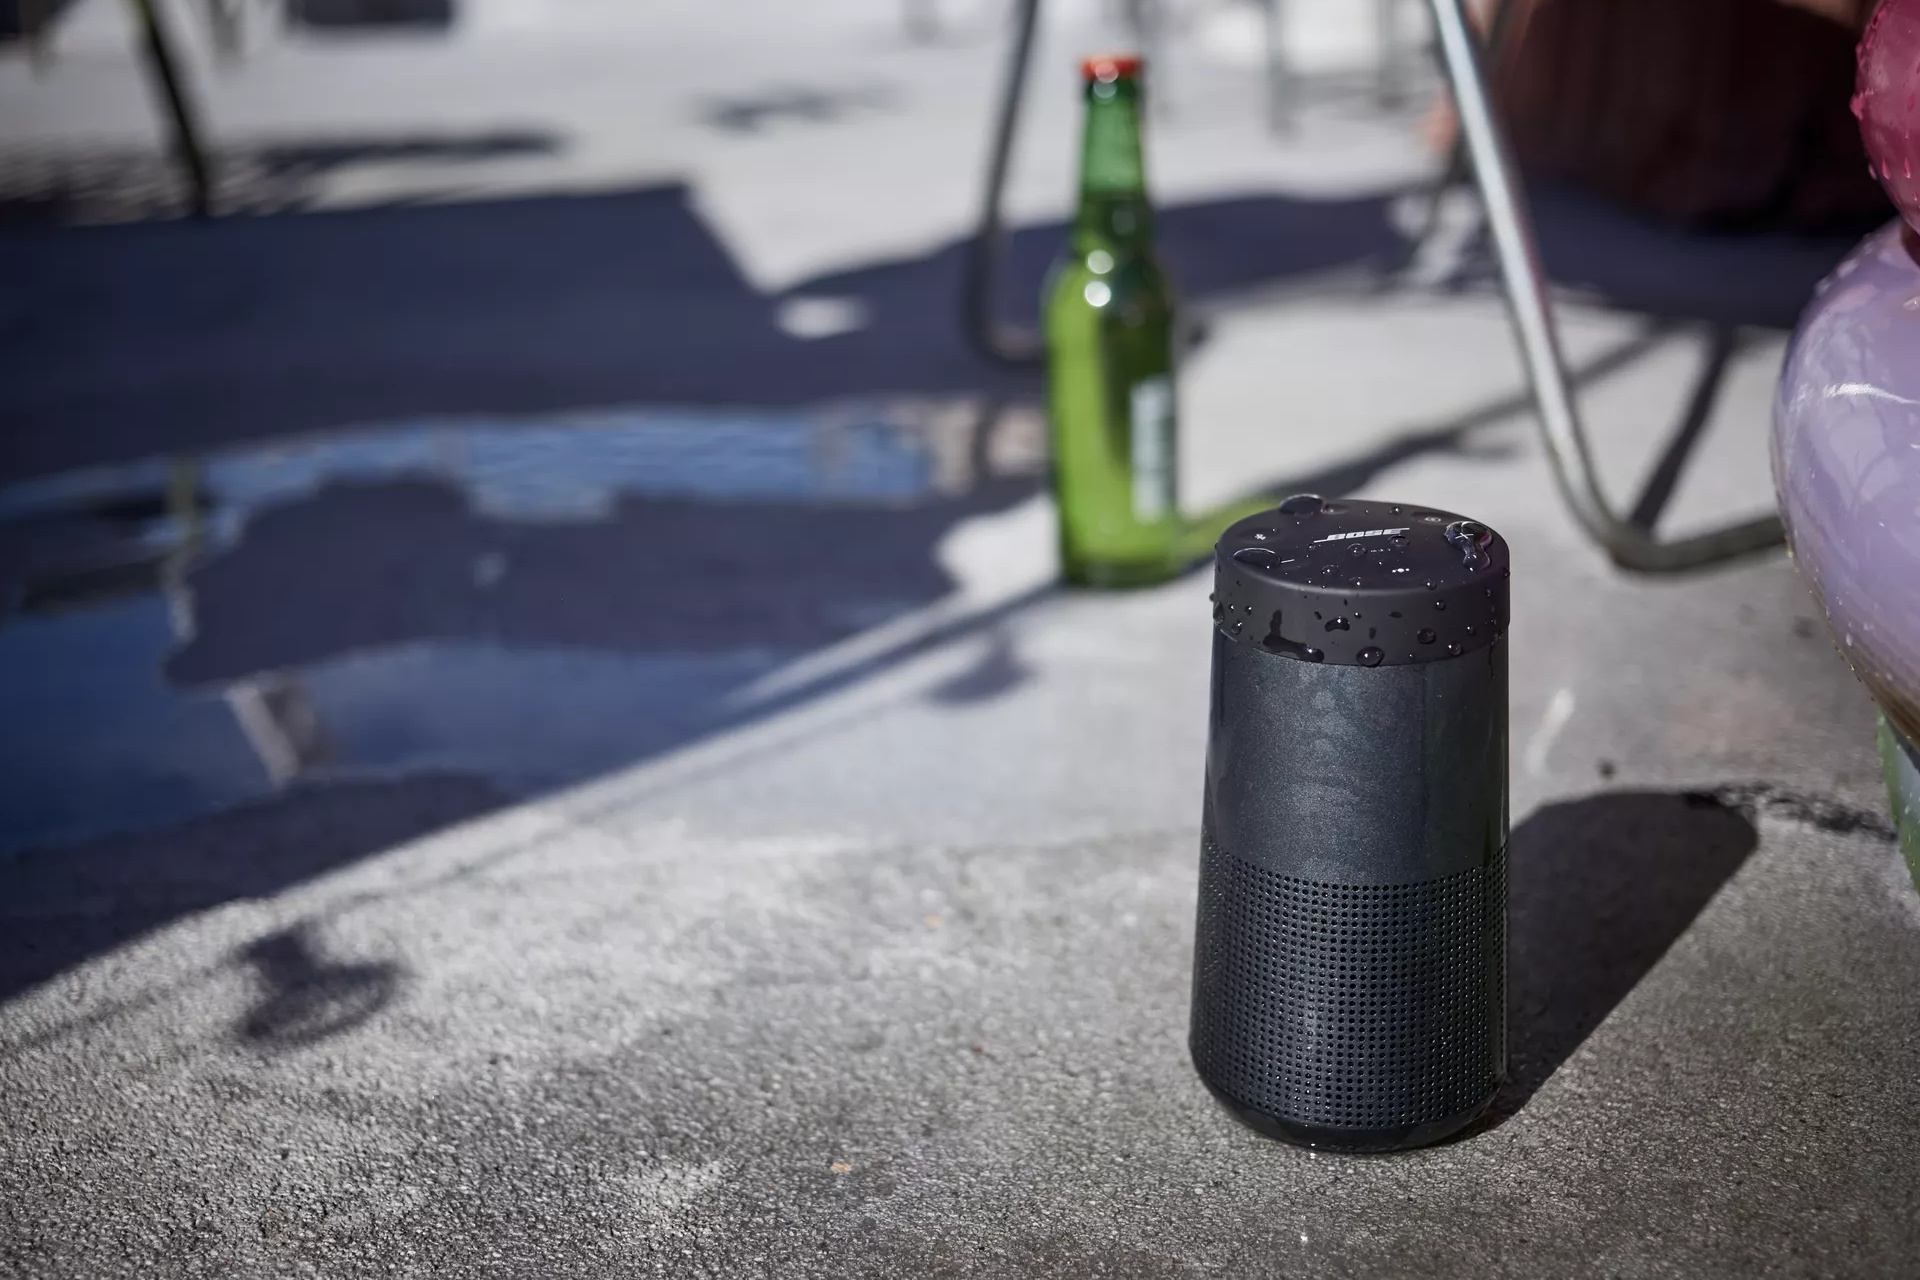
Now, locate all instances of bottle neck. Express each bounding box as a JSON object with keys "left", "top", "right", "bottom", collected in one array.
[{"left": 1074, "top": 76, "right": 1152, "bottom": 252}]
